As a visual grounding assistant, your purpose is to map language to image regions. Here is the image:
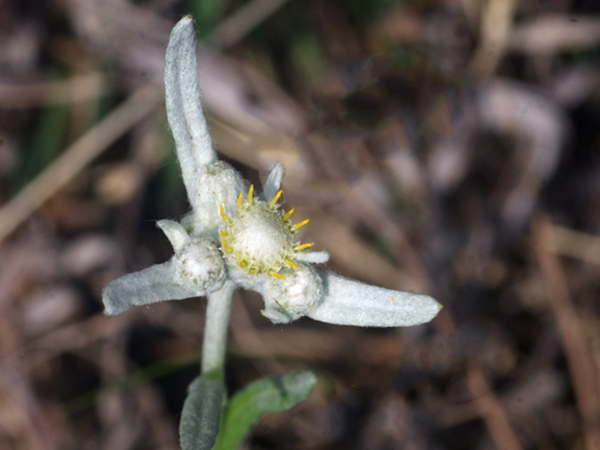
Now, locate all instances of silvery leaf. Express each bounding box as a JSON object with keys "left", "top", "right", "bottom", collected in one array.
[
  {"left": 103, "top": 262, "right": 201, "bottom": 316},
  {"left": 179, "top": 374, "right": 226, "bottom": 450},
  {"left": 307, "top": 271, "right": 442, "bottom": 327},
  {"left": 165, "top": 16, "right": 216, "bottom": 200}
]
